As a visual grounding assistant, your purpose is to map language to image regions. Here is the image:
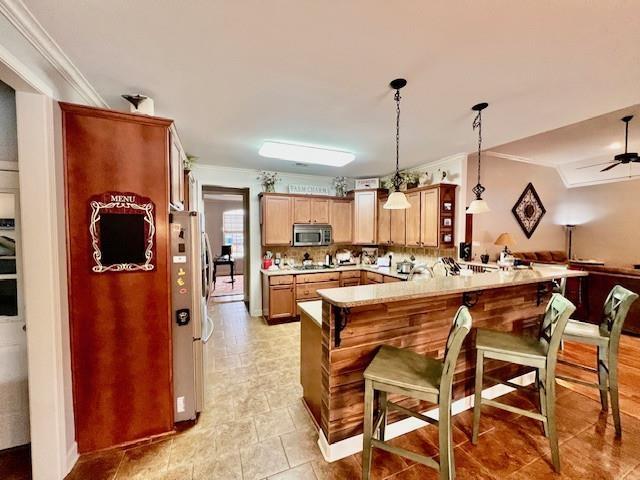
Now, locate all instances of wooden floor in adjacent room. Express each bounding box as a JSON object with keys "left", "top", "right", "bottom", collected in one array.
[{"left": 9, "top": 302, "right": 638, "bottom": 479}]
